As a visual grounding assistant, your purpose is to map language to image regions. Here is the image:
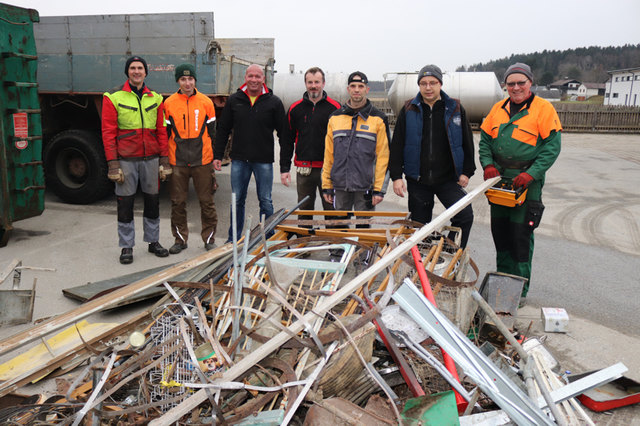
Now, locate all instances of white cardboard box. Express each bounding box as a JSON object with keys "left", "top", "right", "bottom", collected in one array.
[{"left": 541, "top": 307, "right": 569, "bottom": 333}]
